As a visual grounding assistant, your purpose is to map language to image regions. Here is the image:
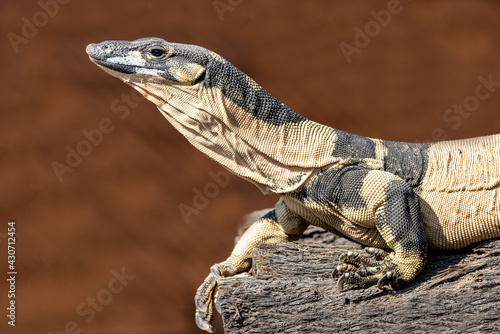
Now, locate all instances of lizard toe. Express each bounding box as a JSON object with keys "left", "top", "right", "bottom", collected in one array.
[
  {"left": 336, "top": 272, "right": 347, "bottom": 292},
  {"left": 337, "top": 271, "right": 380, "bottom": 292},
  {"left": 365, "top": 247, "right": 389, "bottom": 261},
  {"left": 214, "top": 290, "right": 221, "bottom": 314},
  {"left": 195, "top": 296, "right": 208, "bottom": 313},
  {"left": 210, "top": 265, "right": 223, "bottom": 280},
  {"left": 337, "top": 272, "right": 360, "bottom": 292}
]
